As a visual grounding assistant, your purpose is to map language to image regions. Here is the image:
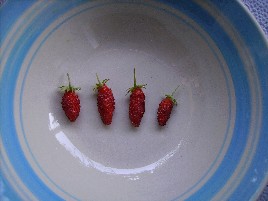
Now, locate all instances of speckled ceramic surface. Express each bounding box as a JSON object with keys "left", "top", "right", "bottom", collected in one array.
[{"left": 1, "top": 1, "right": 268, "bottom": 201}]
